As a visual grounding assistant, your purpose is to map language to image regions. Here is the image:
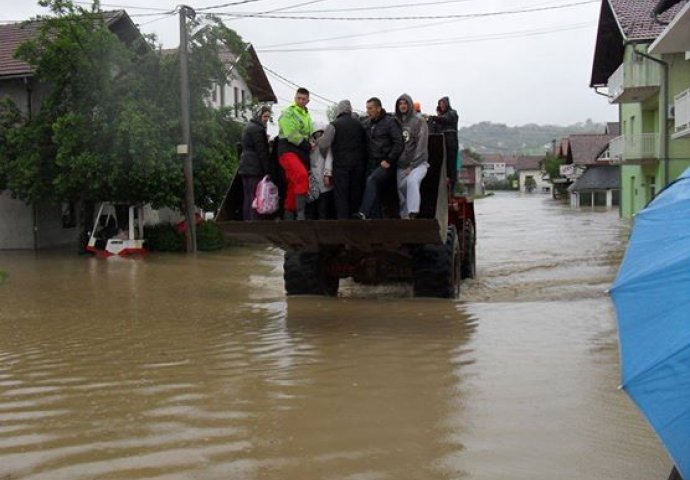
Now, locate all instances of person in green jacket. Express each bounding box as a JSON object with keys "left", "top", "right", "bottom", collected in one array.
[{"left": 277, "top": 87, "right": 313, "bottom": 220}]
